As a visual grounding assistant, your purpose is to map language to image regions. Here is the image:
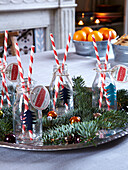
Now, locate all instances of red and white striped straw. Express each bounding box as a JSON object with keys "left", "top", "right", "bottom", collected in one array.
[
  {"left": 92, "top": 34, "right": 110, "bottom": 110},
  {"left": 92, "top": 34, "right": 103, "bottom": 109},
  {"left": 53, "top": 76, "right": 60, "bottom": 108},
  {"left": 28, "top": 46, "right": 35, "bottom": 91},
  {"left": 62, "top": 33, "right": 71, "bottom": 70},
  {"left": 1, "top": 72, "right": 11, "bottom": 107},
  {"left": 92, "top": 35, "right": 101, "bottom": 68},
  {"left": 50, "top": 34, "right": 61, "bottom": 72},
  {"left": 105, "top": 31, "right": 111, "bottom": 70},
  {"left": 15, "top": 42, "right": 29, "bottom": 112},
  {"left": 0, "top": 56, "right": 2, "bottom": 64},
  {"left": 3, "top": 30, "right": 8, "bottom": 65},
  {"left": 15, "top": 43, "right": 33, "bottom": 140},
  {"left": 50, "top": 33, "right": 71, "bottom": 112},
  {"left": 0, "top": 89, "right": 4, "bottom": 109},
  {"left": 29, "top": 130, "right": 33, "bottom": 140},
  {"left": 27, "top": 46, "right": 35, "bottom": 140},
  {"left": 50, "top": 33, "right": 64, "bottom": 109},
  {"left": 0, "top": 30, "right": 11, "bottom": 108},
  {"left": 61, "top": 33, "right": 71, "bottom": 111},
  {"left": 103, "top": 31, "right": 112, "bottom": 110}
]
